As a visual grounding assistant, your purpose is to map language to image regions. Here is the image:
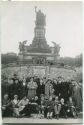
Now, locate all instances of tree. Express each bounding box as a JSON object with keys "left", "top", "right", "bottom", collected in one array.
[{"left": 1, "top": 53, "right": 18, "bottom": 65}]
